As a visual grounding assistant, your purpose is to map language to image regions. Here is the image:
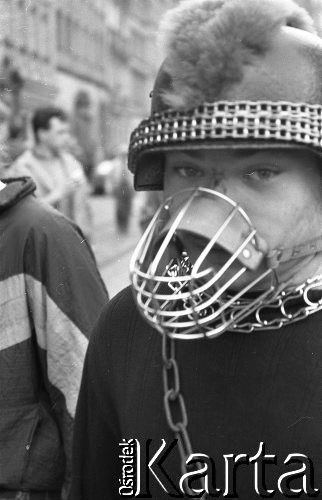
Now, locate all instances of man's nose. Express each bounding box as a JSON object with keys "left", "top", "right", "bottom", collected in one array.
[{"left": 208, "top": 175, "right": 228, "bottom": 195}]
